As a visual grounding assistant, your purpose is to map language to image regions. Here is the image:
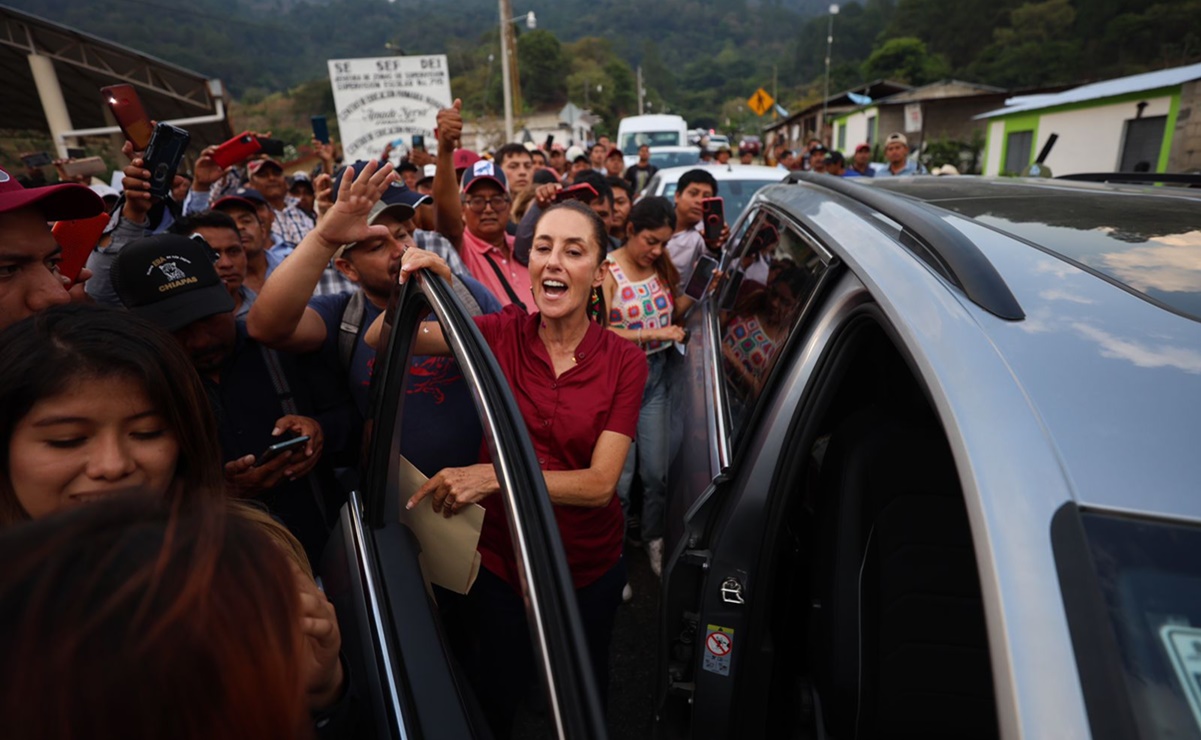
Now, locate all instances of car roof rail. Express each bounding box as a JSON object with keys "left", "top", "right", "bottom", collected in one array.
[
  {"left": 785, "top": 172, "right": 1025, "bottom": 321},
  {"left": 1055, "top": 172, "right": 1201, "bottom": 187}
]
